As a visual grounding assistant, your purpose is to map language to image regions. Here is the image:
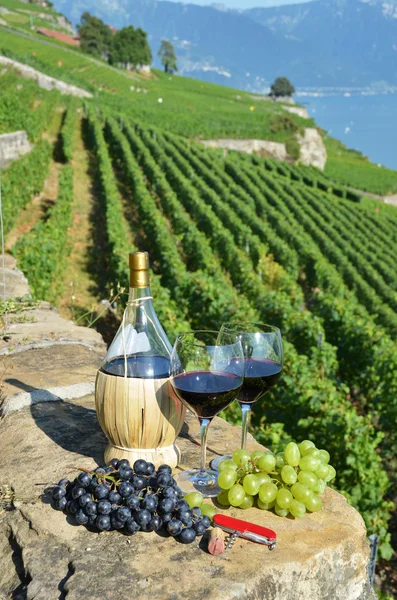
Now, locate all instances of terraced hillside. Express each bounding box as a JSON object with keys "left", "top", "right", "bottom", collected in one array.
[{"left": 1, "top": 24, "right": 397, "bottom": 565}]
